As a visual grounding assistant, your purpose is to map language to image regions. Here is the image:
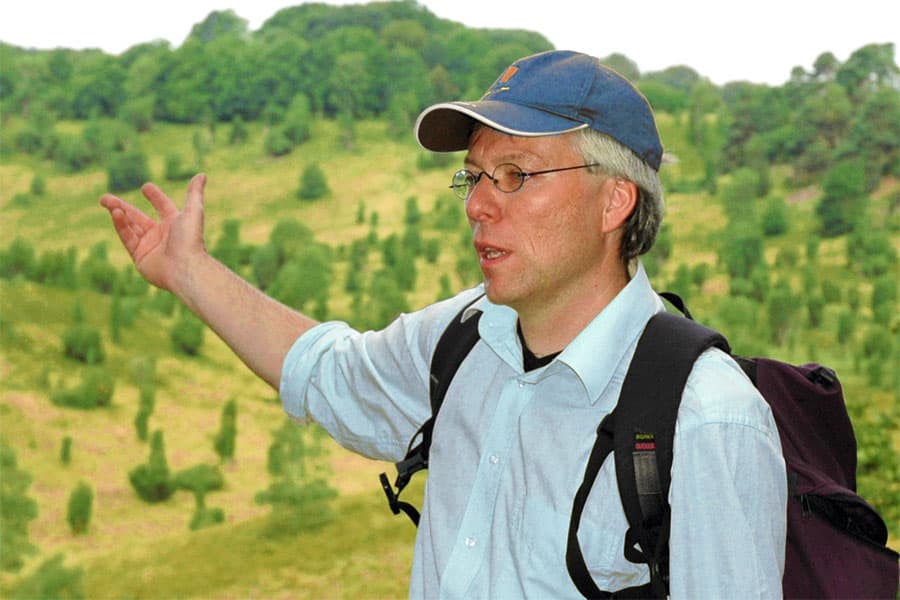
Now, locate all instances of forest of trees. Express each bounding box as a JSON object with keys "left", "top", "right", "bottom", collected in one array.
[{"left": 2, "top": 1, "right": 898, "bottom": 204}]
